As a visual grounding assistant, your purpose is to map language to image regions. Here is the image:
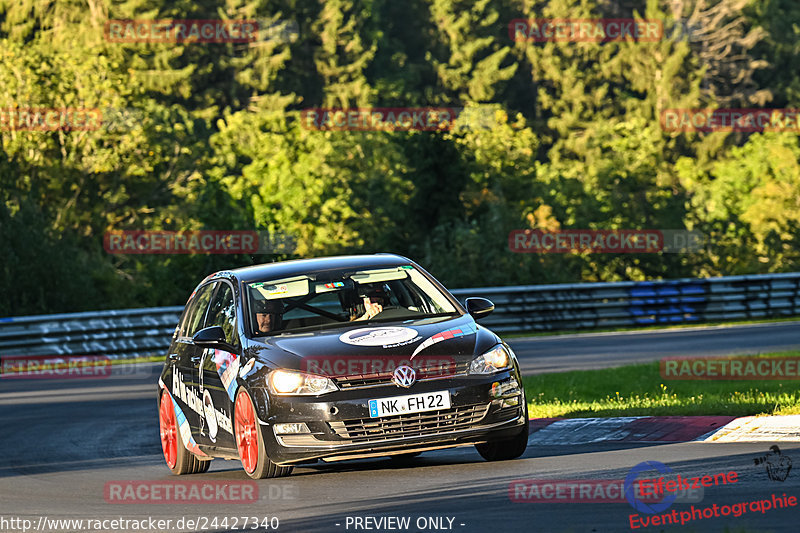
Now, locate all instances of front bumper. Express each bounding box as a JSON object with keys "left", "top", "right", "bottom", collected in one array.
[{"left": 258, "top": 371, "right": 526, "bottom": 465}]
